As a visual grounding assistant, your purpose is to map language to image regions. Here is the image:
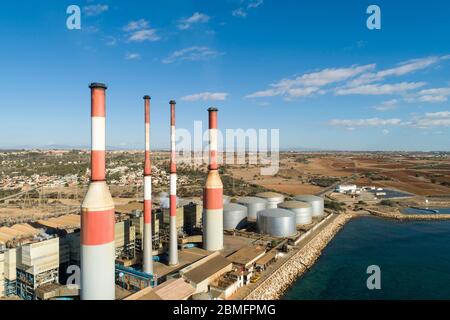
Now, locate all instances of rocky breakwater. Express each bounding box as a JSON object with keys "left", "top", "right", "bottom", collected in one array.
[
  {"left": 244, "top": 213, "right": 355, "bottom": 300},
  {"left": 368, "top": 209, "right": 450, "bottom": 221}
]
